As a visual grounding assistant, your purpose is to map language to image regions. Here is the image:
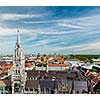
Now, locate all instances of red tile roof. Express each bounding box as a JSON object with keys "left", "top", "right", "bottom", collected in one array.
[
  {"left": 25, "top": 62, "right": 33, "bottom": 67},
  {"left": 0, "top": 64, "right": 13, "bottom": 69},
  {"left": 48, "top": 63, "right": 69, "bottom": 67},
  {"left": 85, "top": 71, "right": 92, "bottom": 77}
]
